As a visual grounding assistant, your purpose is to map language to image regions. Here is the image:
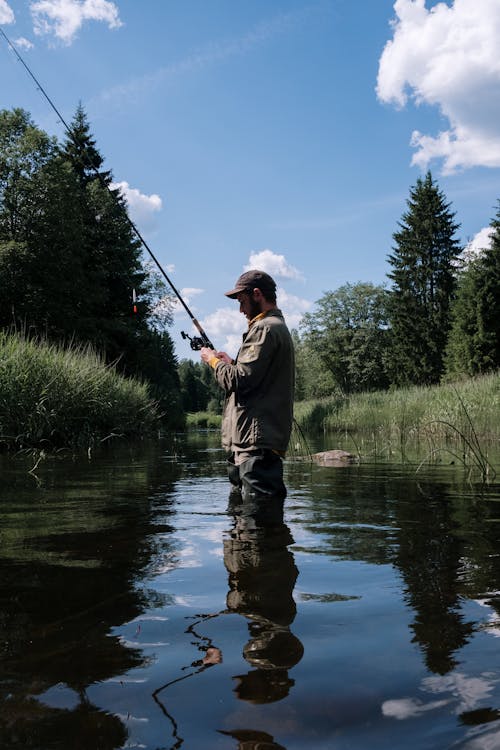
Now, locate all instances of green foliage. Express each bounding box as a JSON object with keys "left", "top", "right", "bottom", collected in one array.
[
  {"left": 178, "top": 359, "right": 223, "bottom": 413},
  {"left": 0, "top": 106, "right": 182, "bottom": 427},
  {"left": 292, "top": 329, "right": 338, "bottom": 400},
  {"left": 446, "top": 203, "right": 500, "bottom": 377},
  {"left": 294, "top": 372, "right": 500, "bottom": 463},
  {"left": 185, "top": 411, "right": 222, "bottom": 428},
  {"left": 386, "top": 171, "right": 461, "bottom": 386},
  {"left": 299, "top": 282, "right": 390, "bottom": 394},
  {"left": 0, "top": 330, "right": 159, "bottom": 450}
]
